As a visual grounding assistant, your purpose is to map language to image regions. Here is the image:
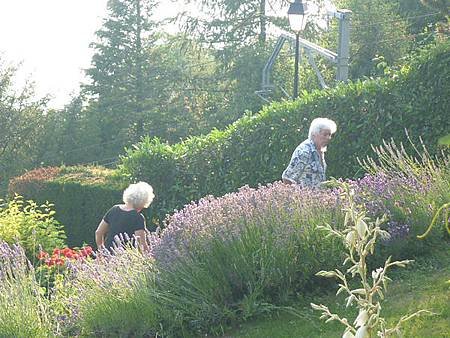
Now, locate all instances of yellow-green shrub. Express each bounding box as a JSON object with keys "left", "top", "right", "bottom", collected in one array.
[{"left": 0, "top": 195, "right": 66, "bottom": 260}]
